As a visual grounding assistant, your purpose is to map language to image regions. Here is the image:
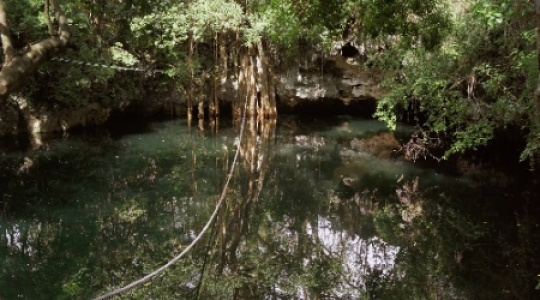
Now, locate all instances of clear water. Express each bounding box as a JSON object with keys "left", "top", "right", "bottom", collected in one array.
[{"left": 0, "top": 117, "right": 538, "bottom": 299}]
